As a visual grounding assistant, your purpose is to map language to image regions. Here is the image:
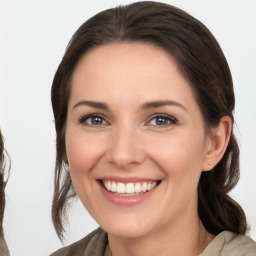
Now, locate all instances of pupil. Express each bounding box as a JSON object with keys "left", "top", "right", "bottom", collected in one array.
[
  {"left": 156, "top": 117, "right": 167, "bottom": 125},
  {"left": 92, "top": 117, "right": 102, "bottom": 125}
]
